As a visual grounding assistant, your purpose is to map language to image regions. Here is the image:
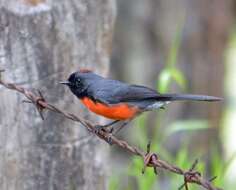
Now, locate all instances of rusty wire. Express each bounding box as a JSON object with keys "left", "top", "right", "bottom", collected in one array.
[{"left": 0, "top": 70, "right": 222, "bottom": 190}]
